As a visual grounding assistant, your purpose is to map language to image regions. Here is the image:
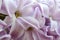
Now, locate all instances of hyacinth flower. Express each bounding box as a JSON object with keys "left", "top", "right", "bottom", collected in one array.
[
  {"left": 0, "top": 0, "right": 60, "bottom": 40},
  {"left": 0, "top": 0, "right": 49, "bottom": 40},
  {"left": 1, "top": 0, "right": 35, "bottom": 17},
  {"left": 9, "top": 7, "right": 54, "bottom": 40},
  {"left": 37, "top": 0, "right": 60, "bottom": 36},
  {"left": 10, "top": 3, "right": 60, "bottom": 40},
  {"left": 0, "top": 0, "right": 42, "bottom": 40},
  {"left": 0, "top": 0, "right": 35, "bottom": 25}
]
